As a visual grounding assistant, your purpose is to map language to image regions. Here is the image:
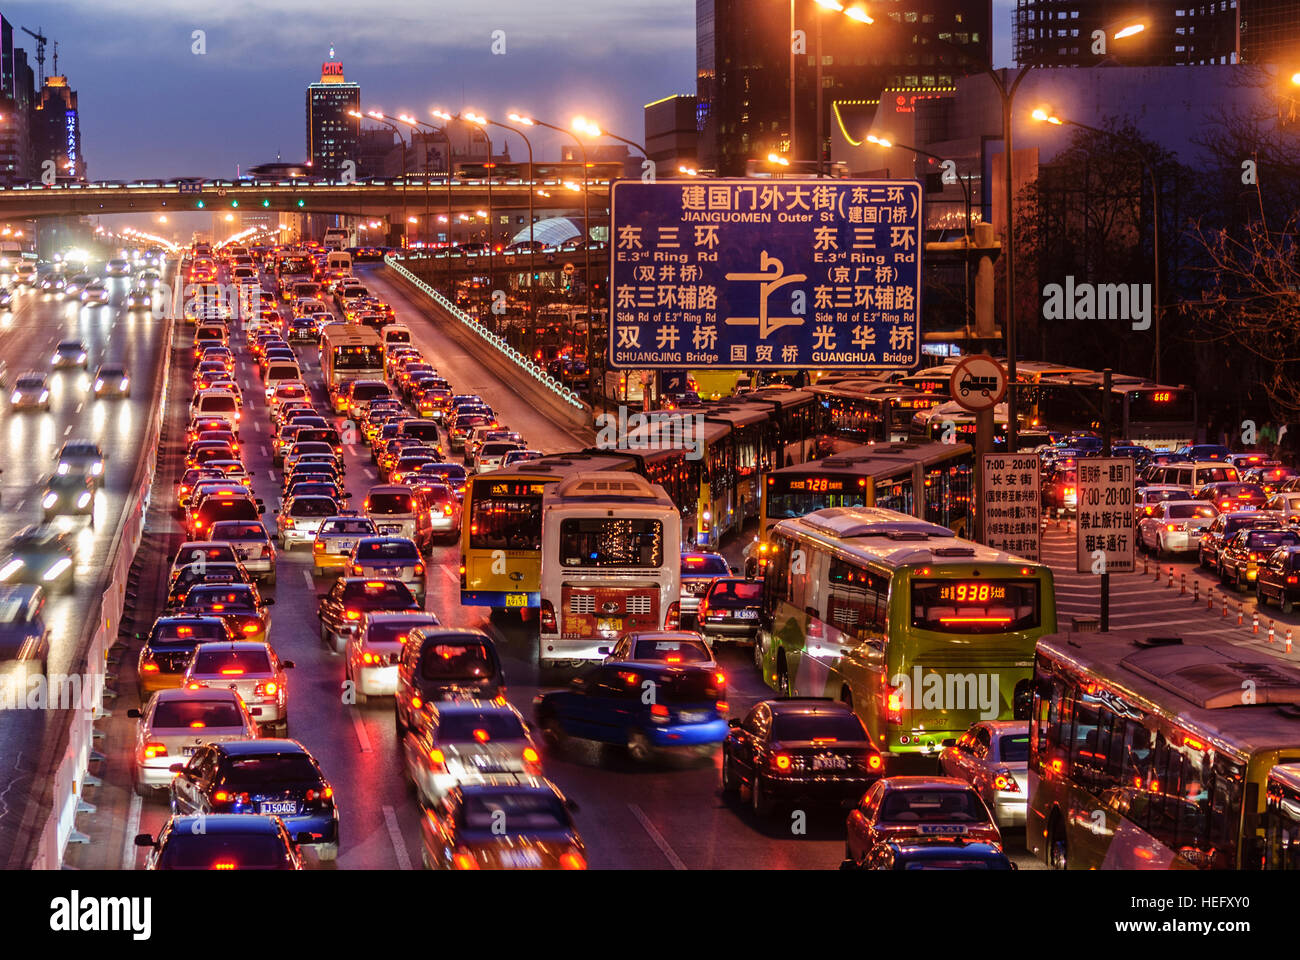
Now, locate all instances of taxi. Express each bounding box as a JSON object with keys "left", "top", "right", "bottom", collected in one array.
[
  {"left": 1218, "top": 527, "right": 1300, "bottom": 590},
  {"left": 178, "top": 583, "right": 275, "bottom": 644},
  {"left": 842, "top": 776, "right": 1002, "bottom": 868},
  {"left": 311, "top": 514, "right": 379, "bottom": 576}
]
